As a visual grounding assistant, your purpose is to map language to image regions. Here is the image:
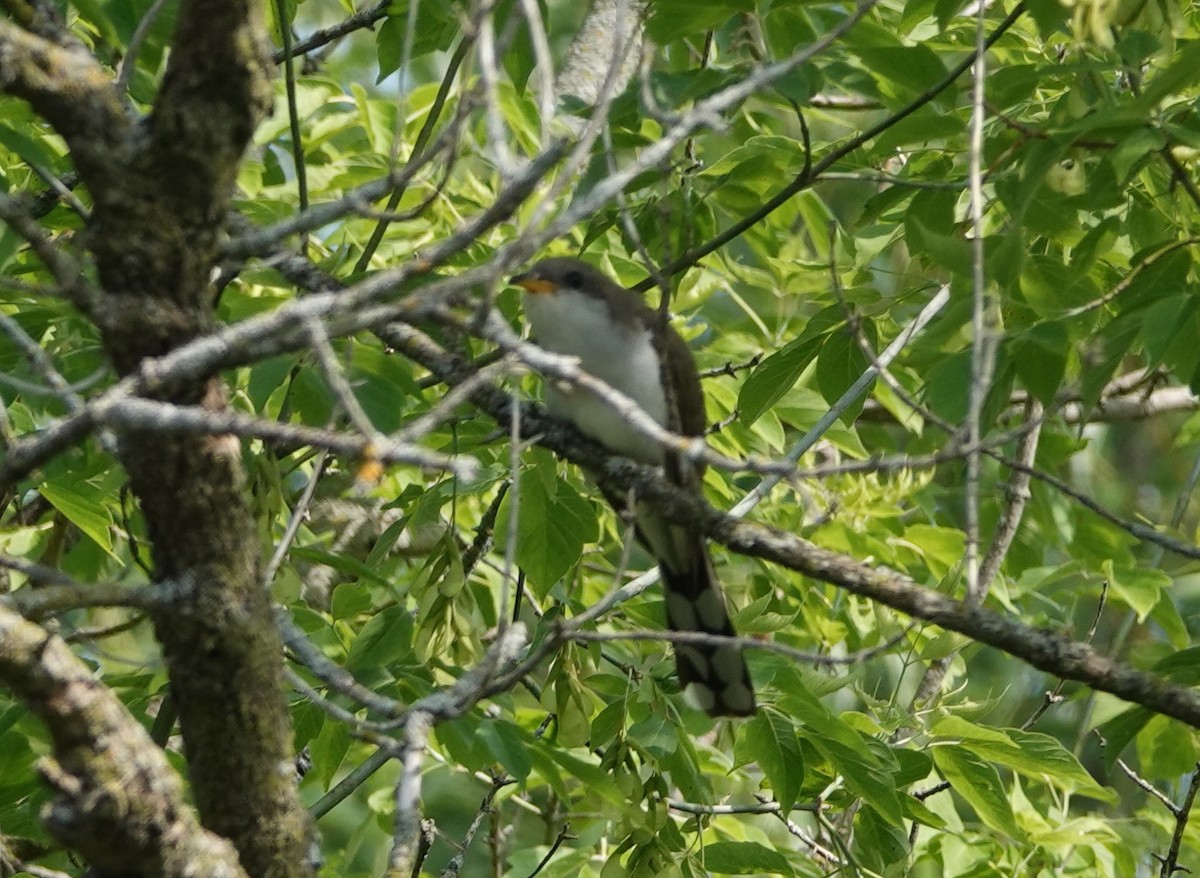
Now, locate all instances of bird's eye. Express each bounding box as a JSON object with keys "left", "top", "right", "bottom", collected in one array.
[{"left": 563, "top": 270, "right": 584, "bottom": 287}]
